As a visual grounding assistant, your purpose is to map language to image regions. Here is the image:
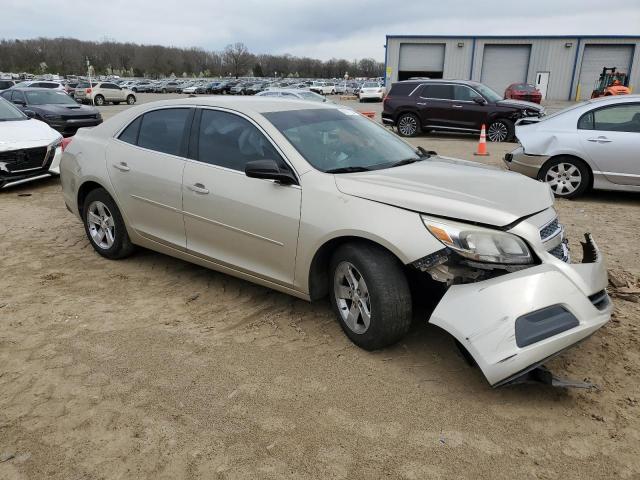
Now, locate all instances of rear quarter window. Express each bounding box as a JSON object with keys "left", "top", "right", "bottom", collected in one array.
[{"left": 389, "top": 83, "right": 418, "bottom": 97}]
